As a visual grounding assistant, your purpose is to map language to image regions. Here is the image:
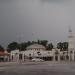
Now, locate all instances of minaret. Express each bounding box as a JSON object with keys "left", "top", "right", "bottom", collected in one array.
[{"left": 68, "top": 26, "right": 75, "bottom": 61}]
